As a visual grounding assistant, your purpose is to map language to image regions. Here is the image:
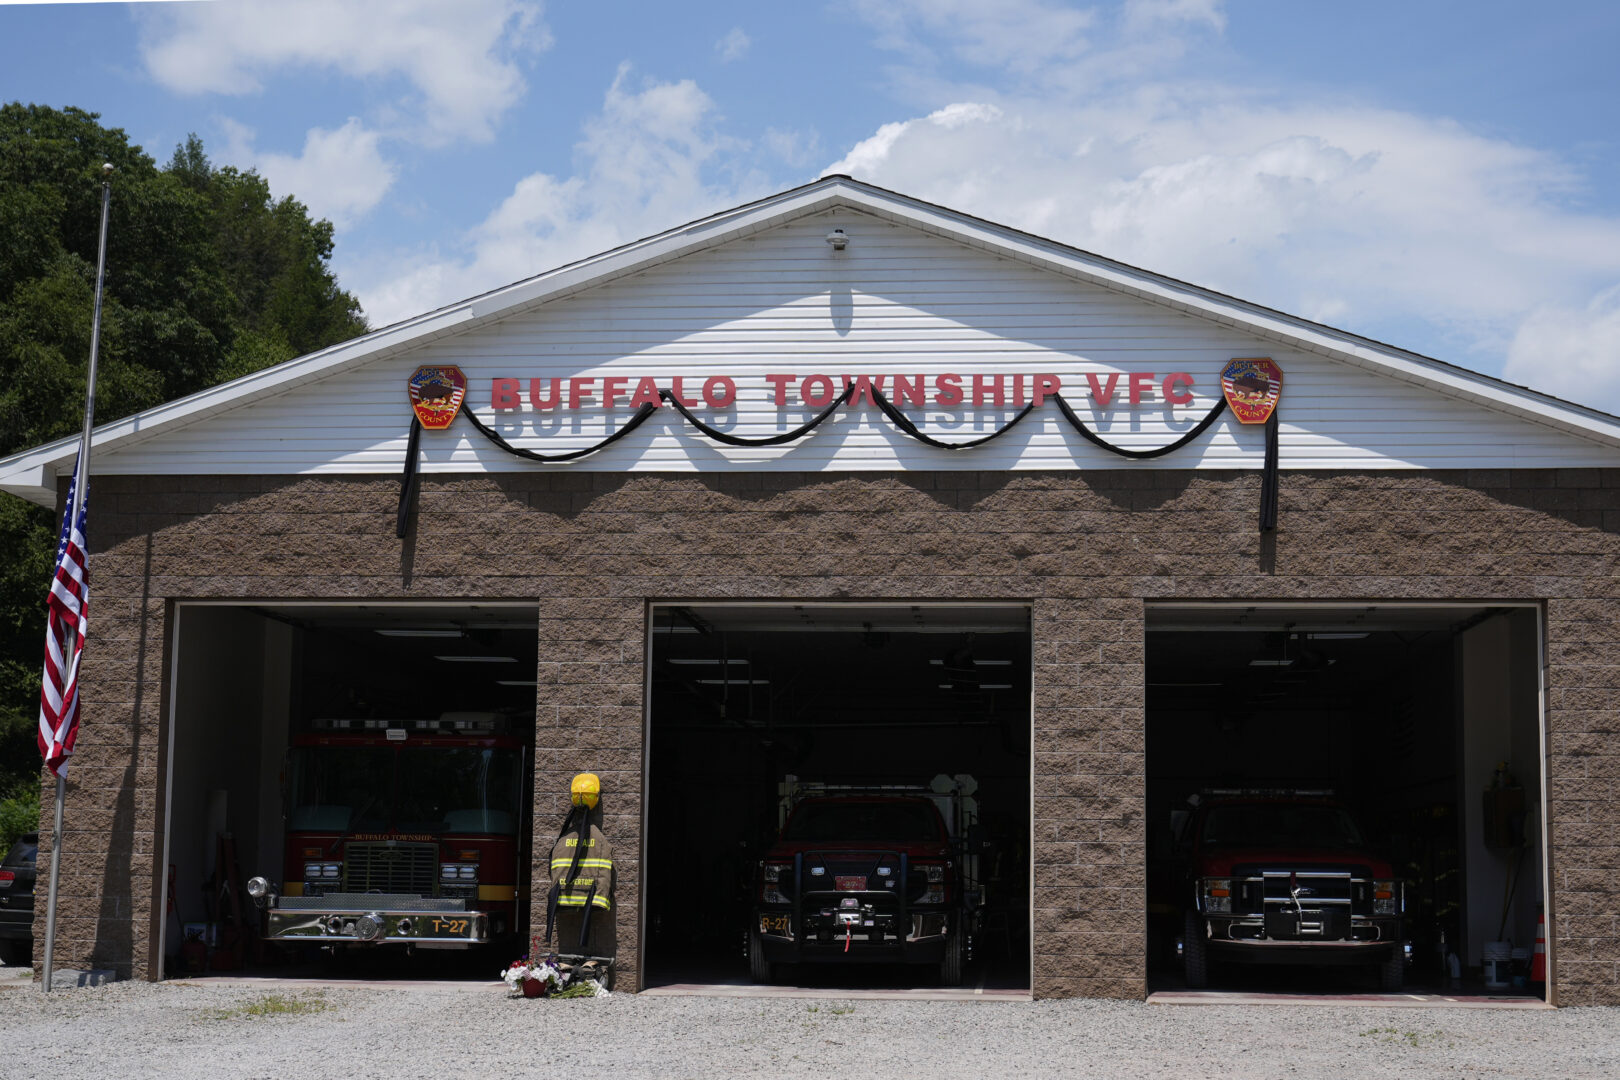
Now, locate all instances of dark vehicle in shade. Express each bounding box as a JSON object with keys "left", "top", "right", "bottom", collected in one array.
[
  {"left": 749, "top": 795, "right": 964, "bottom": 985},
  {"left": 1176, "top": 791, "right": 1409, "bottom": 990},
  {"left": 0, "top": 832, "right": 38, "bottom": 967}
]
